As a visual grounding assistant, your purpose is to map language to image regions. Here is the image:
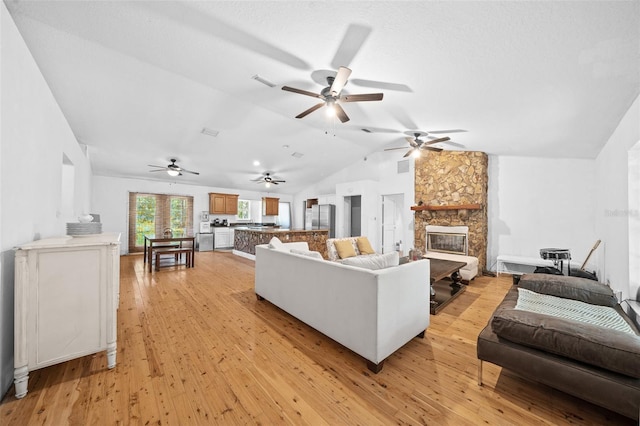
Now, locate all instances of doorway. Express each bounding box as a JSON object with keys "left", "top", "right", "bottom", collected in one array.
[
  {"left": 382, "top": 194, "right": 404, "bottom": 254},
  {"left": 343, "top": 195, "right": 361, "bottom": 237}
]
